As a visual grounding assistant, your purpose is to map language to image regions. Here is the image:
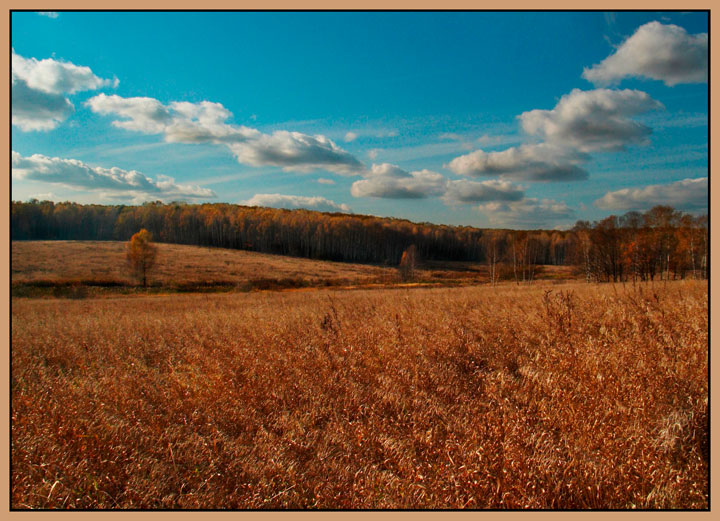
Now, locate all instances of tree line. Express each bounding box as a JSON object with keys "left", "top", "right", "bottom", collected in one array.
[
  {"left": 11, "top": 200, "right": 493, "bottom": 264},
  {"left": 572, "top": 206, "right": 708, "bottom": 282},
  {"left": 11, "top": 200, "right": 707, "bottom": 281}
]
